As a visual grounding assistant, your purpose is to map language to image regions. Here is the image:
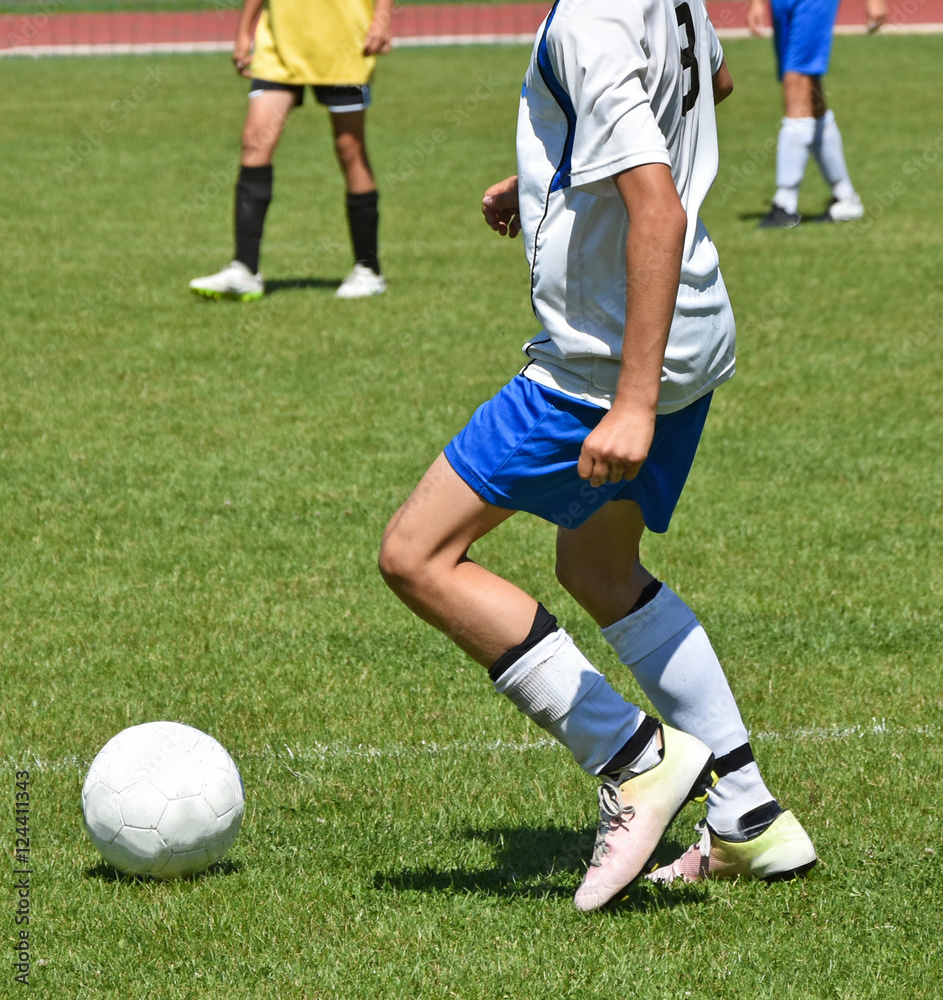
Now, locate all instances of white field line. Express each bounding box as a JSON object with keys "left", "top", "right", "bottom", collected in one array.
[
  {"left": 1, "top": 23, "right": 942, "bottom": 58},
  {"left": 2, "top": 719, "right": 934, "bottom": 774}
]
